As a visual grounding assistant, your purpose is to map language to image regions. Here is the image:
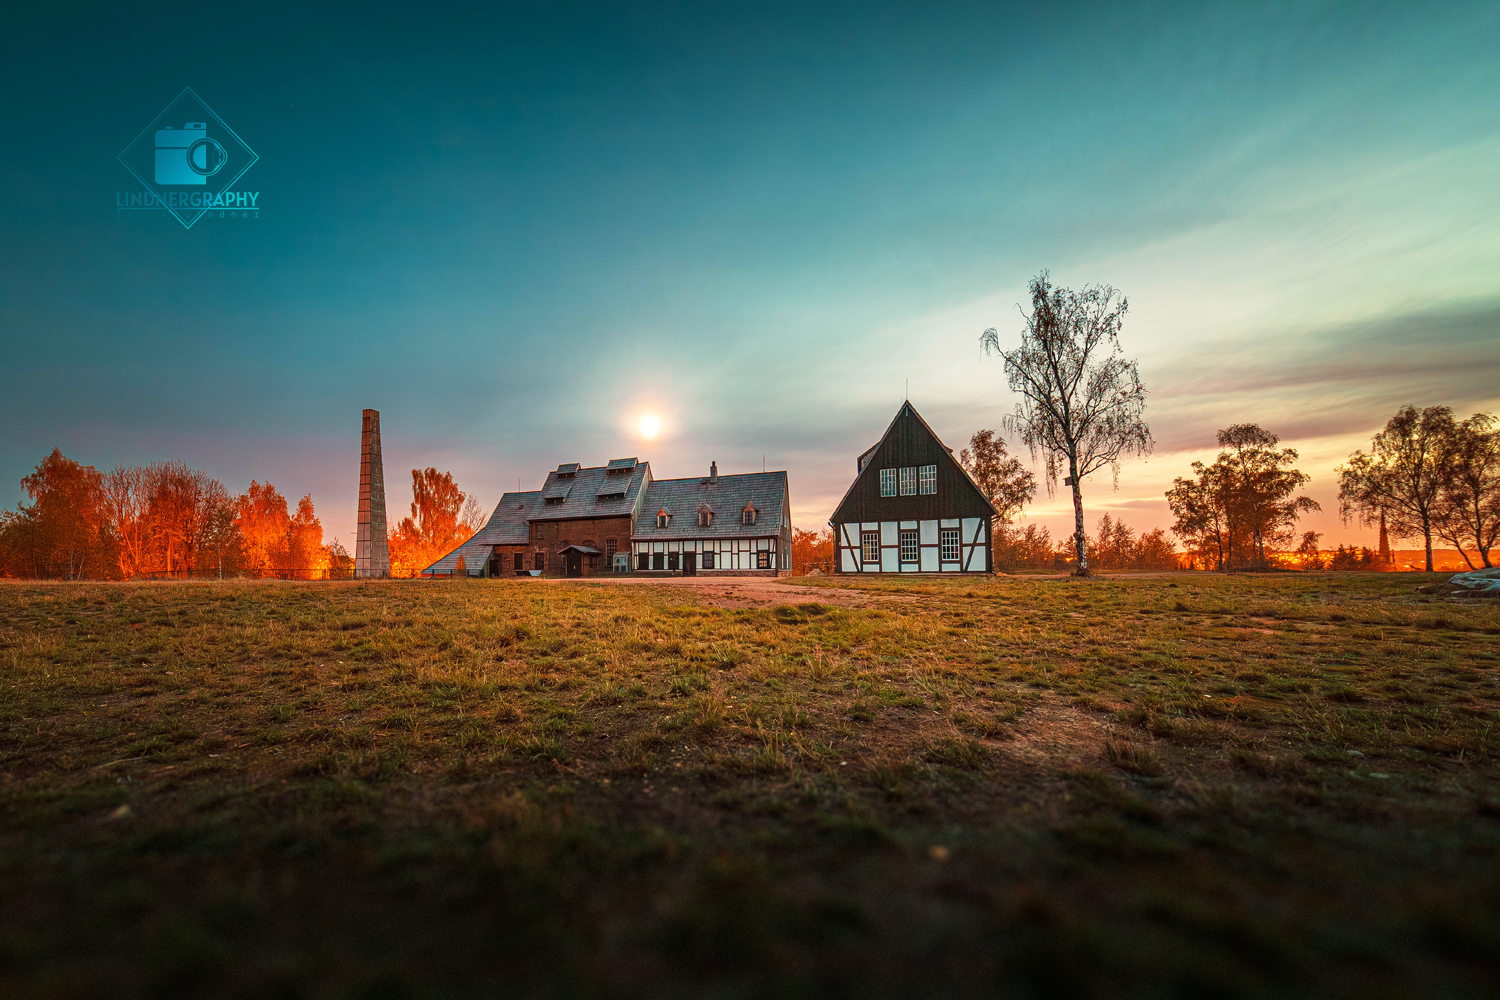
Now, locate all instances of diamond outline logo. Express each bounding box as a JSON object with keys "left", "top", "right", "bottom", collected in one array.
[{"left": 117, "top": 87, "right": 259, "bottom": 230}]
